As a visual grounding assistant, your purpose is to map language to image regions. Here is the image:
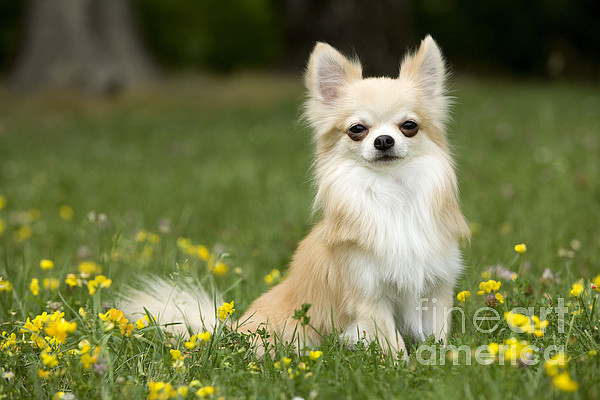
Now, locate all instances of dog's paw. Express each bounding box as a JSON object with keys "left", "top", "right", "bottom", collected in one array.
[{"left": 341, "top": 322, "right": 408, "bottom": 360}]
